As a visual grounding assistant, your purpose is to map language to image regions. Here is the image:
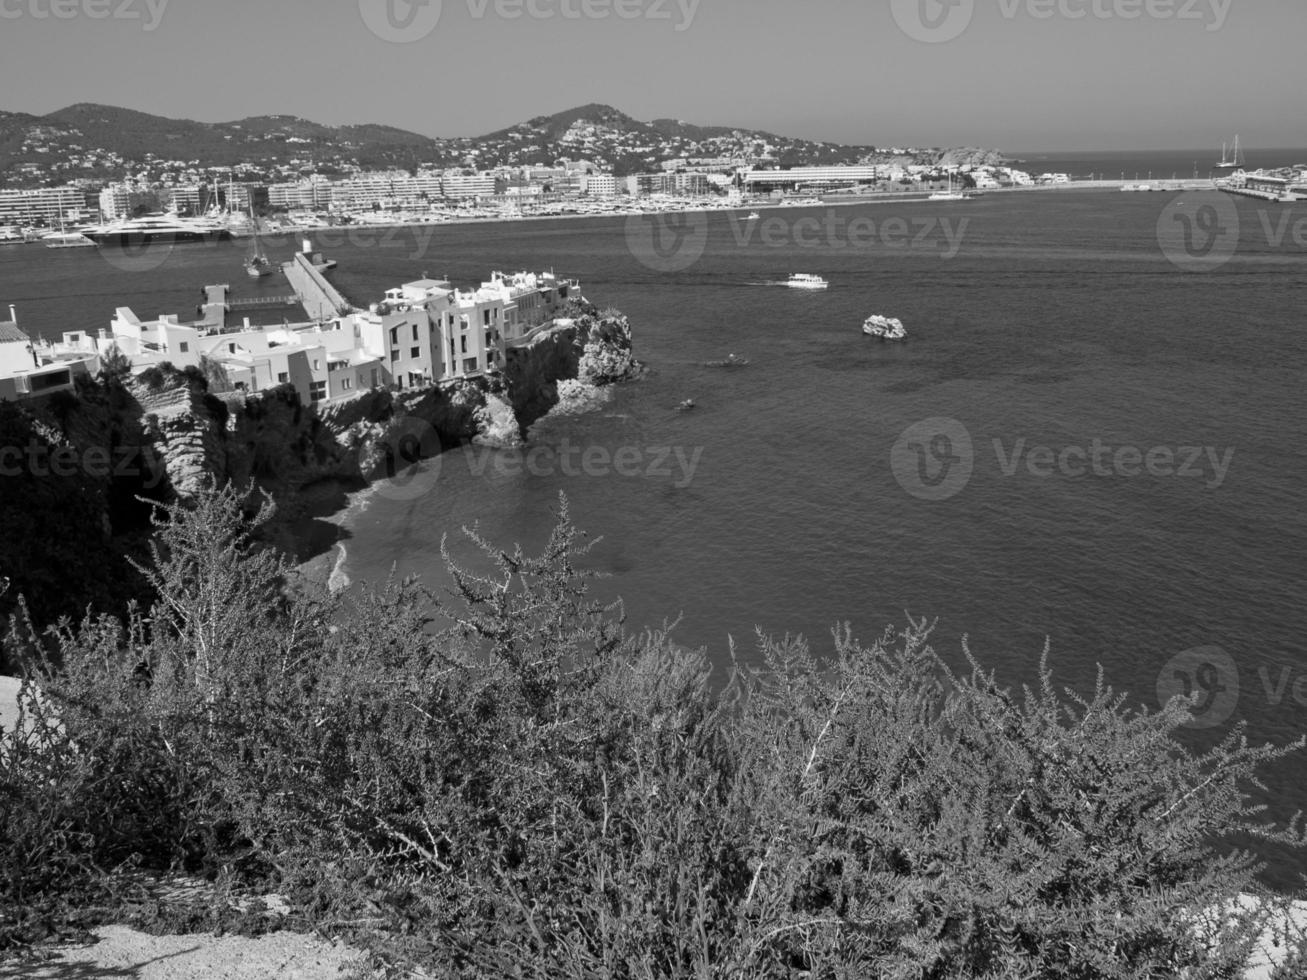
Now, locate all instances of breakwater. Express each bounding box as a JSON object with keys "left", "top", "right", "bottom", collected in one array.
[{"left": 281, "top": 250, "right": 352, "bottom": 319}]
